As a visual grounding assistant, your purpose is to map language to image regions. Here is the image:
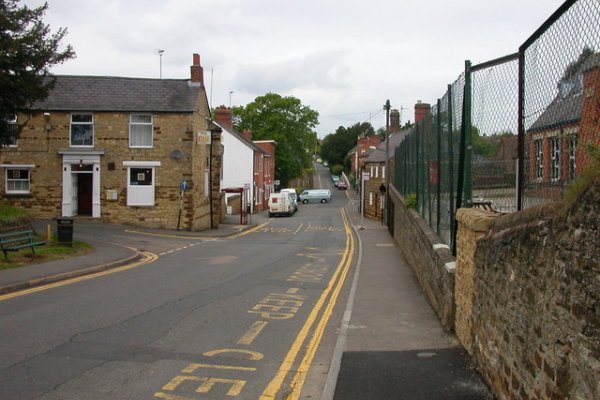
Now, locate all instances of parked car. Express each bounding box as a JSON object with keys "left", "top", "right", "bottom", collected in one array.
[
  {"left": 268, "top": 192, "right": 294, "bottom": 217},
  {"left": 298, "top": 189, "right": 332, "bottom": 204},
  {"left": 336, "top": 181, "right": 348, "bottom": 190},
  {"left": 331, "top": 175, "right": 340, "bottom": 185},
  {"left": 280, "top": 188, "right": 298, "bottom": 212},
  {"left": 323, "top": 161, "right": 328, "bottom": 167}
]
